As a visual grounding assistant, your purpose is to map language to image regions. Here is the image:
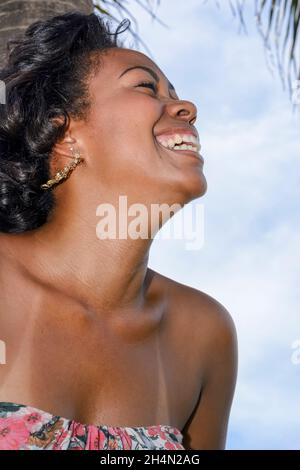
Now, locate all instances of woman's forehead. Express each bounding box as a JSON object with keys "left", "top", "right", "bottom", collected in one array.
[{"left": 99, "top": 47, "right": 166, "bottom": 80}]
